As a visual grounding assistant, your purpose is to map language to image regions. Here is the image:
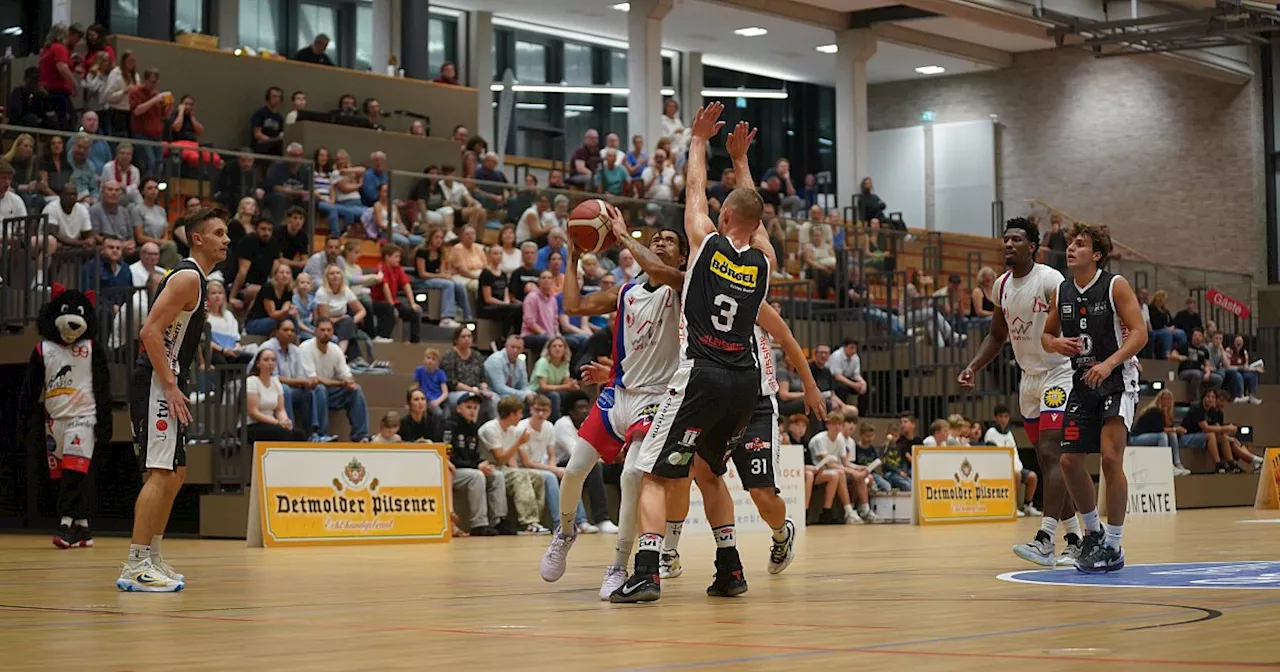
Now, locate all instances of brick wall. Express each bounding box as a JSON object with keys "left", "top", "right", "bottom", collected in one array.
[{"left": 867, "top": 47, "right": 1266, "bottom": 280}]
